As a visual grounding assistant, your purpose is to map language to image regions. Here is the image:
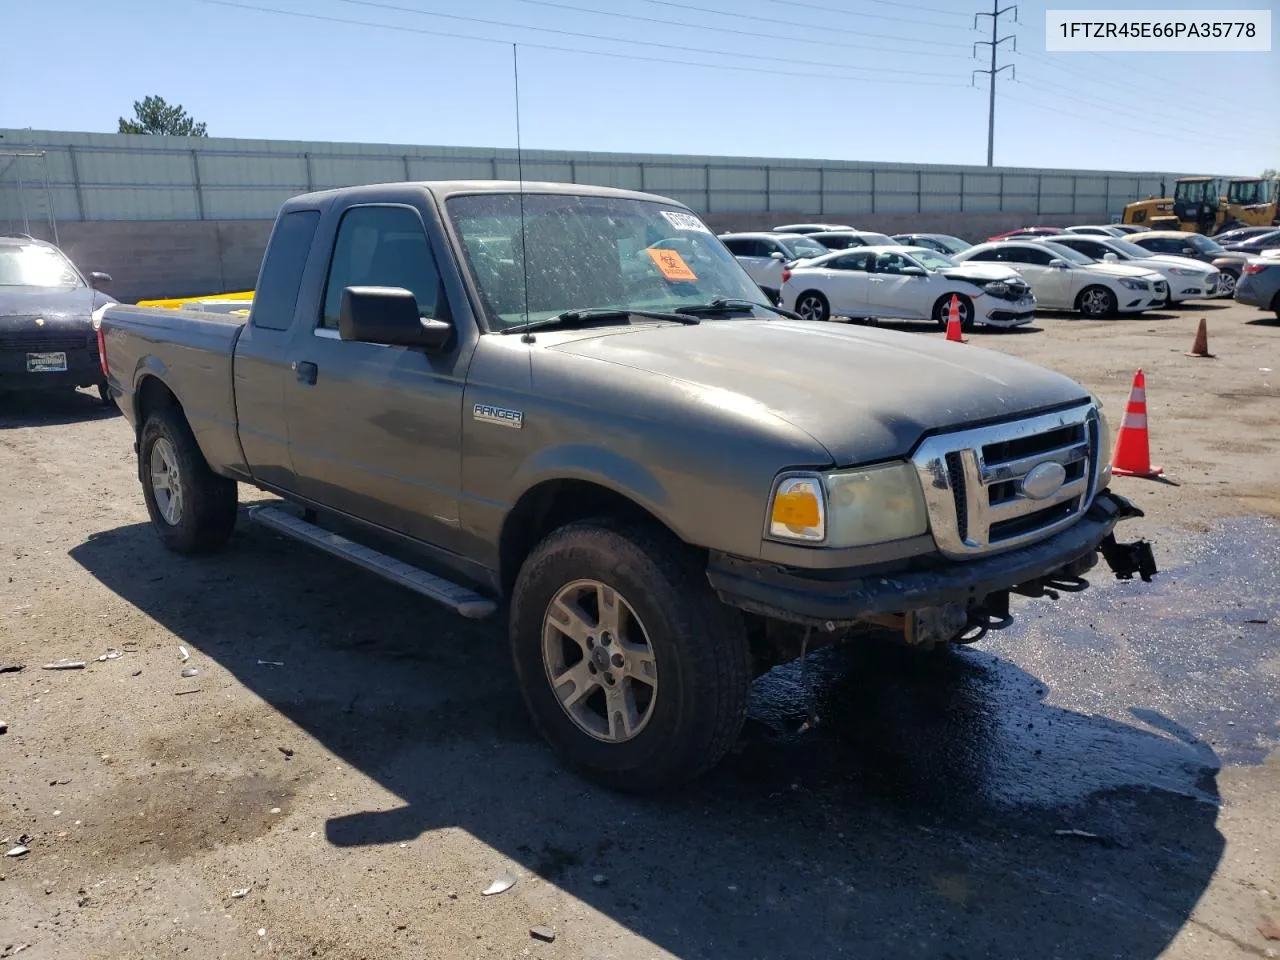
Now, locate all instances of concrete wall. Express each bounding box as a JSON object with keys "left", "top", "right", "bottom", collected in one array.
[{"left": 31, "top": 210, "right": 1102, "bottom": 303}]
